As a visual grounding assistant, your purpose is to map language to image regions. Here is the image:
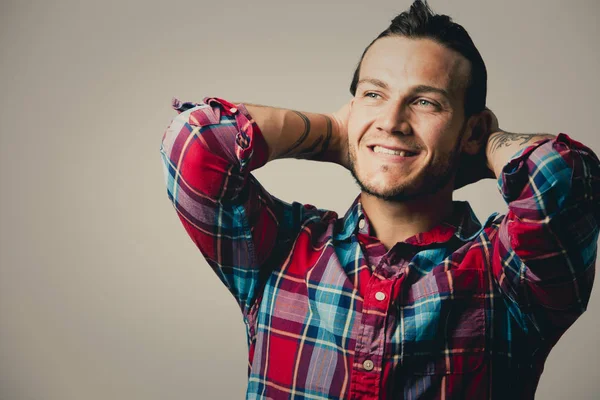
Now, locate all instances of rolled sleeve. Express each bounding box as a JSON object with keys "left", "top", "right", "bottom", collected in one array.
[
  {"left": 492, "top": 133, "right": 599, "bottom": 343},
  {"left": 160, "top": 97, "right": 284, "bottom": 316}
]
